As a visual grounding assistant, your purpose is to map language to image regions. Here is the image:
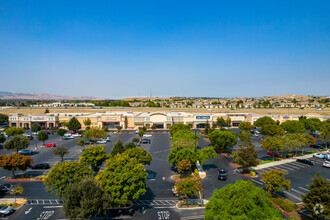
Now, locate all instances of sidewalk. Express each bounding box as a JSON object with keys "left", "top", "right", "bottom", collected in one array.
[
  {"left": 0, "top": 198, "right": 25, "bottom": 204},
  {"left": 253, "top": 154, "right": 313, "bottom": 170}
]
